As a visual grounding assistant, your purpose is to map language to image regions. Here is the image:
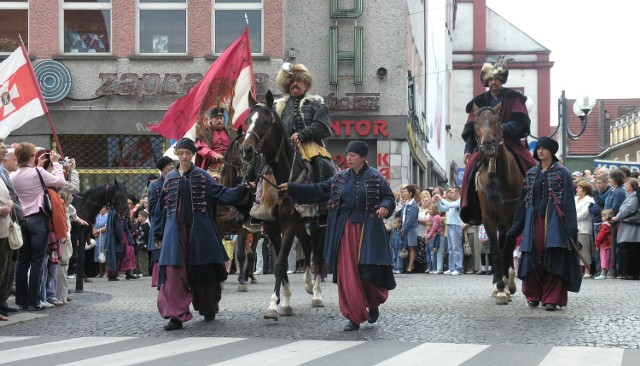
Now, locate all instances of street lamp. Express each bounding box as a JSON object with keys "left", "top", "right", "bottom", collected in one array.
[{"left": 551, "top": 91, "right": 596, "bottom": 162}]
